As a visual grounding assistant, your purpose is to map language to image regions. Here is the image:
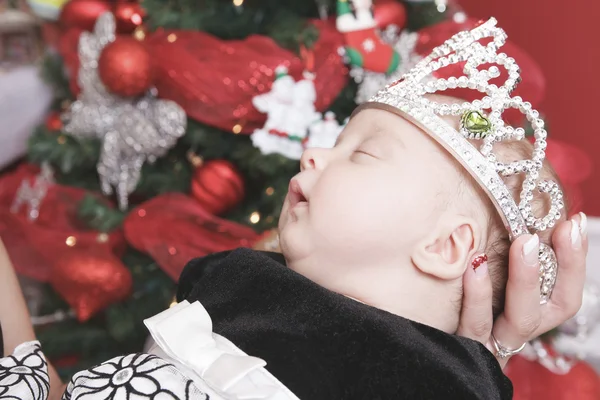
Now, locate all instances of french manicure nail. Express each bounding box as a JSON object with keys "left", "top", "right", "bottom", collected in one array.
[
  {"left": 579, "top": 212, "right": 588, "bottom": 236},
  {"left": 571, "top": 219, "right": 581, "bottom": 248},
  {"left": 522, "top": 234, "right": 539, "bottom": 266}
]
